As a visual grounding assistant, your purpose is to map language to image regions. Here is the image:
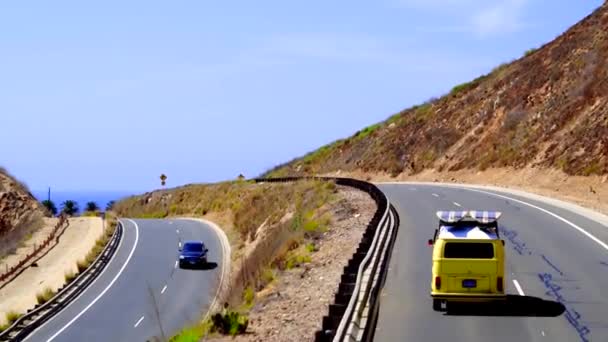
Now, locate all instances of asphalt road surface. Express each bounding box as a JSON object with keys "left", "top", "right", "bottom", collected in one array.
[
  {"left": 374, "top": 183, "right": 608, "bottom": 342},
  {"left": 25, "top": 219, "right": 224, "bottom": 342}
]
